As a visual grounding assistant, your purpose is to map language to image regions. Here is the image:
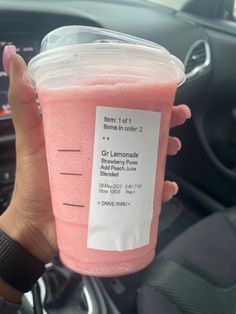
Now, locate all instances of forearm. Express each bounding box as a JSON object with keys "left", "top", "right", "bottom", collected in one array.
[{"left": 0, "top": 280, "right": 22, "bottom": 304}]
